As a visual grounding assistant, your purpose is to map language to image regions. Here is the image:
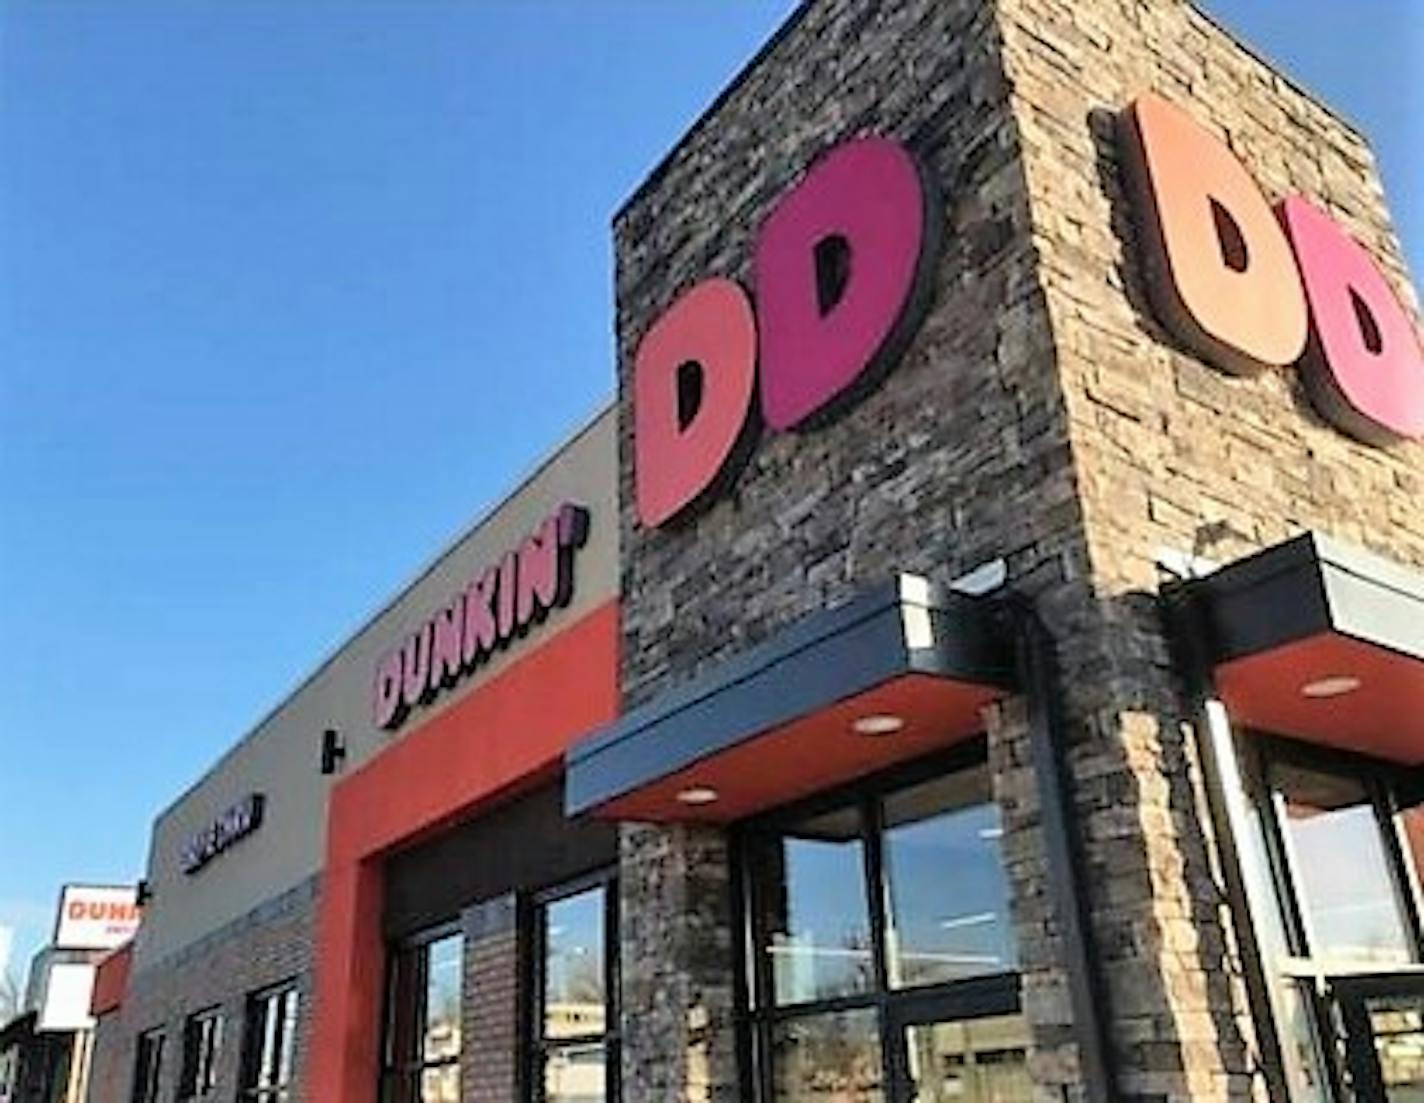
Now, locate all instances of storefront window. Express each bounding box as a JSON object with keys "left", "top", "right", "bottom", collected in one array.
[
  {"left": 179, "top": 1007, "right": 224, "bottom": 1099},
  {"left": 533, "top": 876, "right": 618, "bottom": 1103},
  {"left": 753, "top": 804, "right": 874, "bottom": 1005},
  {"left": 241, "top": 980, "right": 299, "bottom": 1101},
  {"left": 743, "top": 745, "right": 1031, "bottom": 1103},
  {"left": 1271, "top": 762, "right": 1416, "bottom": 966},
  {"left": 132, "top": 1028, "right": 166, "bottom": 1103},
  {"left": 382, "top": 927, "right": 464, "bottom": 1103},
  {"left": 881, "top": 766, "right": 1018, "bottom": 989}
]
